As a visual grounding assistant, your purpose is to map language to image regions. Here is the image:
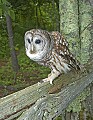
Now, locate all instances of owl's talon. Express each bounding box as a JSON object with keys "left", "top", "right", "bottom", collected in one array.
[
  {"left": 43, "top": 78, "right": 54, "bottom": 85},
  {"left": 38, "top": 79, "right": 48, "bottom": 86},
  {"left": 38, "top": 81, "right": 43, "bottom": 85},
  {"left": 50, "top": 80, "right": 53, "bottom": 85},
  {"left": 38, "top": 78, "right": 53, "bottom": 85},
  {"left": 42, "top": 78, "right": 50, "bottom": 83},
  {"left": 38, "top": 79, "right": 49, "bottom": 84}
]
